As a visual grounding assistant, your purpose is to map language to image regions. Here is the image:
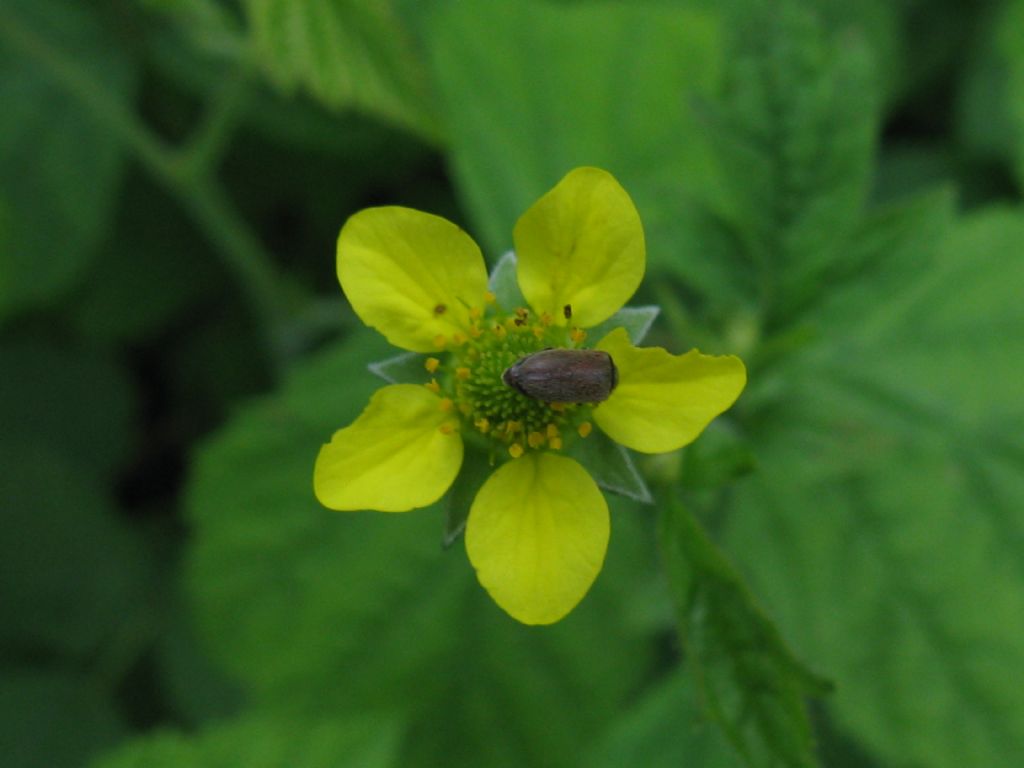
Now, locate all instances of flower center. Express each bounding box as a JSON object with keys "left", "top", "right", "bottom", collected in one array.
[{"left": 425, "top": 302, "right": 595, "bottom": 459}]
